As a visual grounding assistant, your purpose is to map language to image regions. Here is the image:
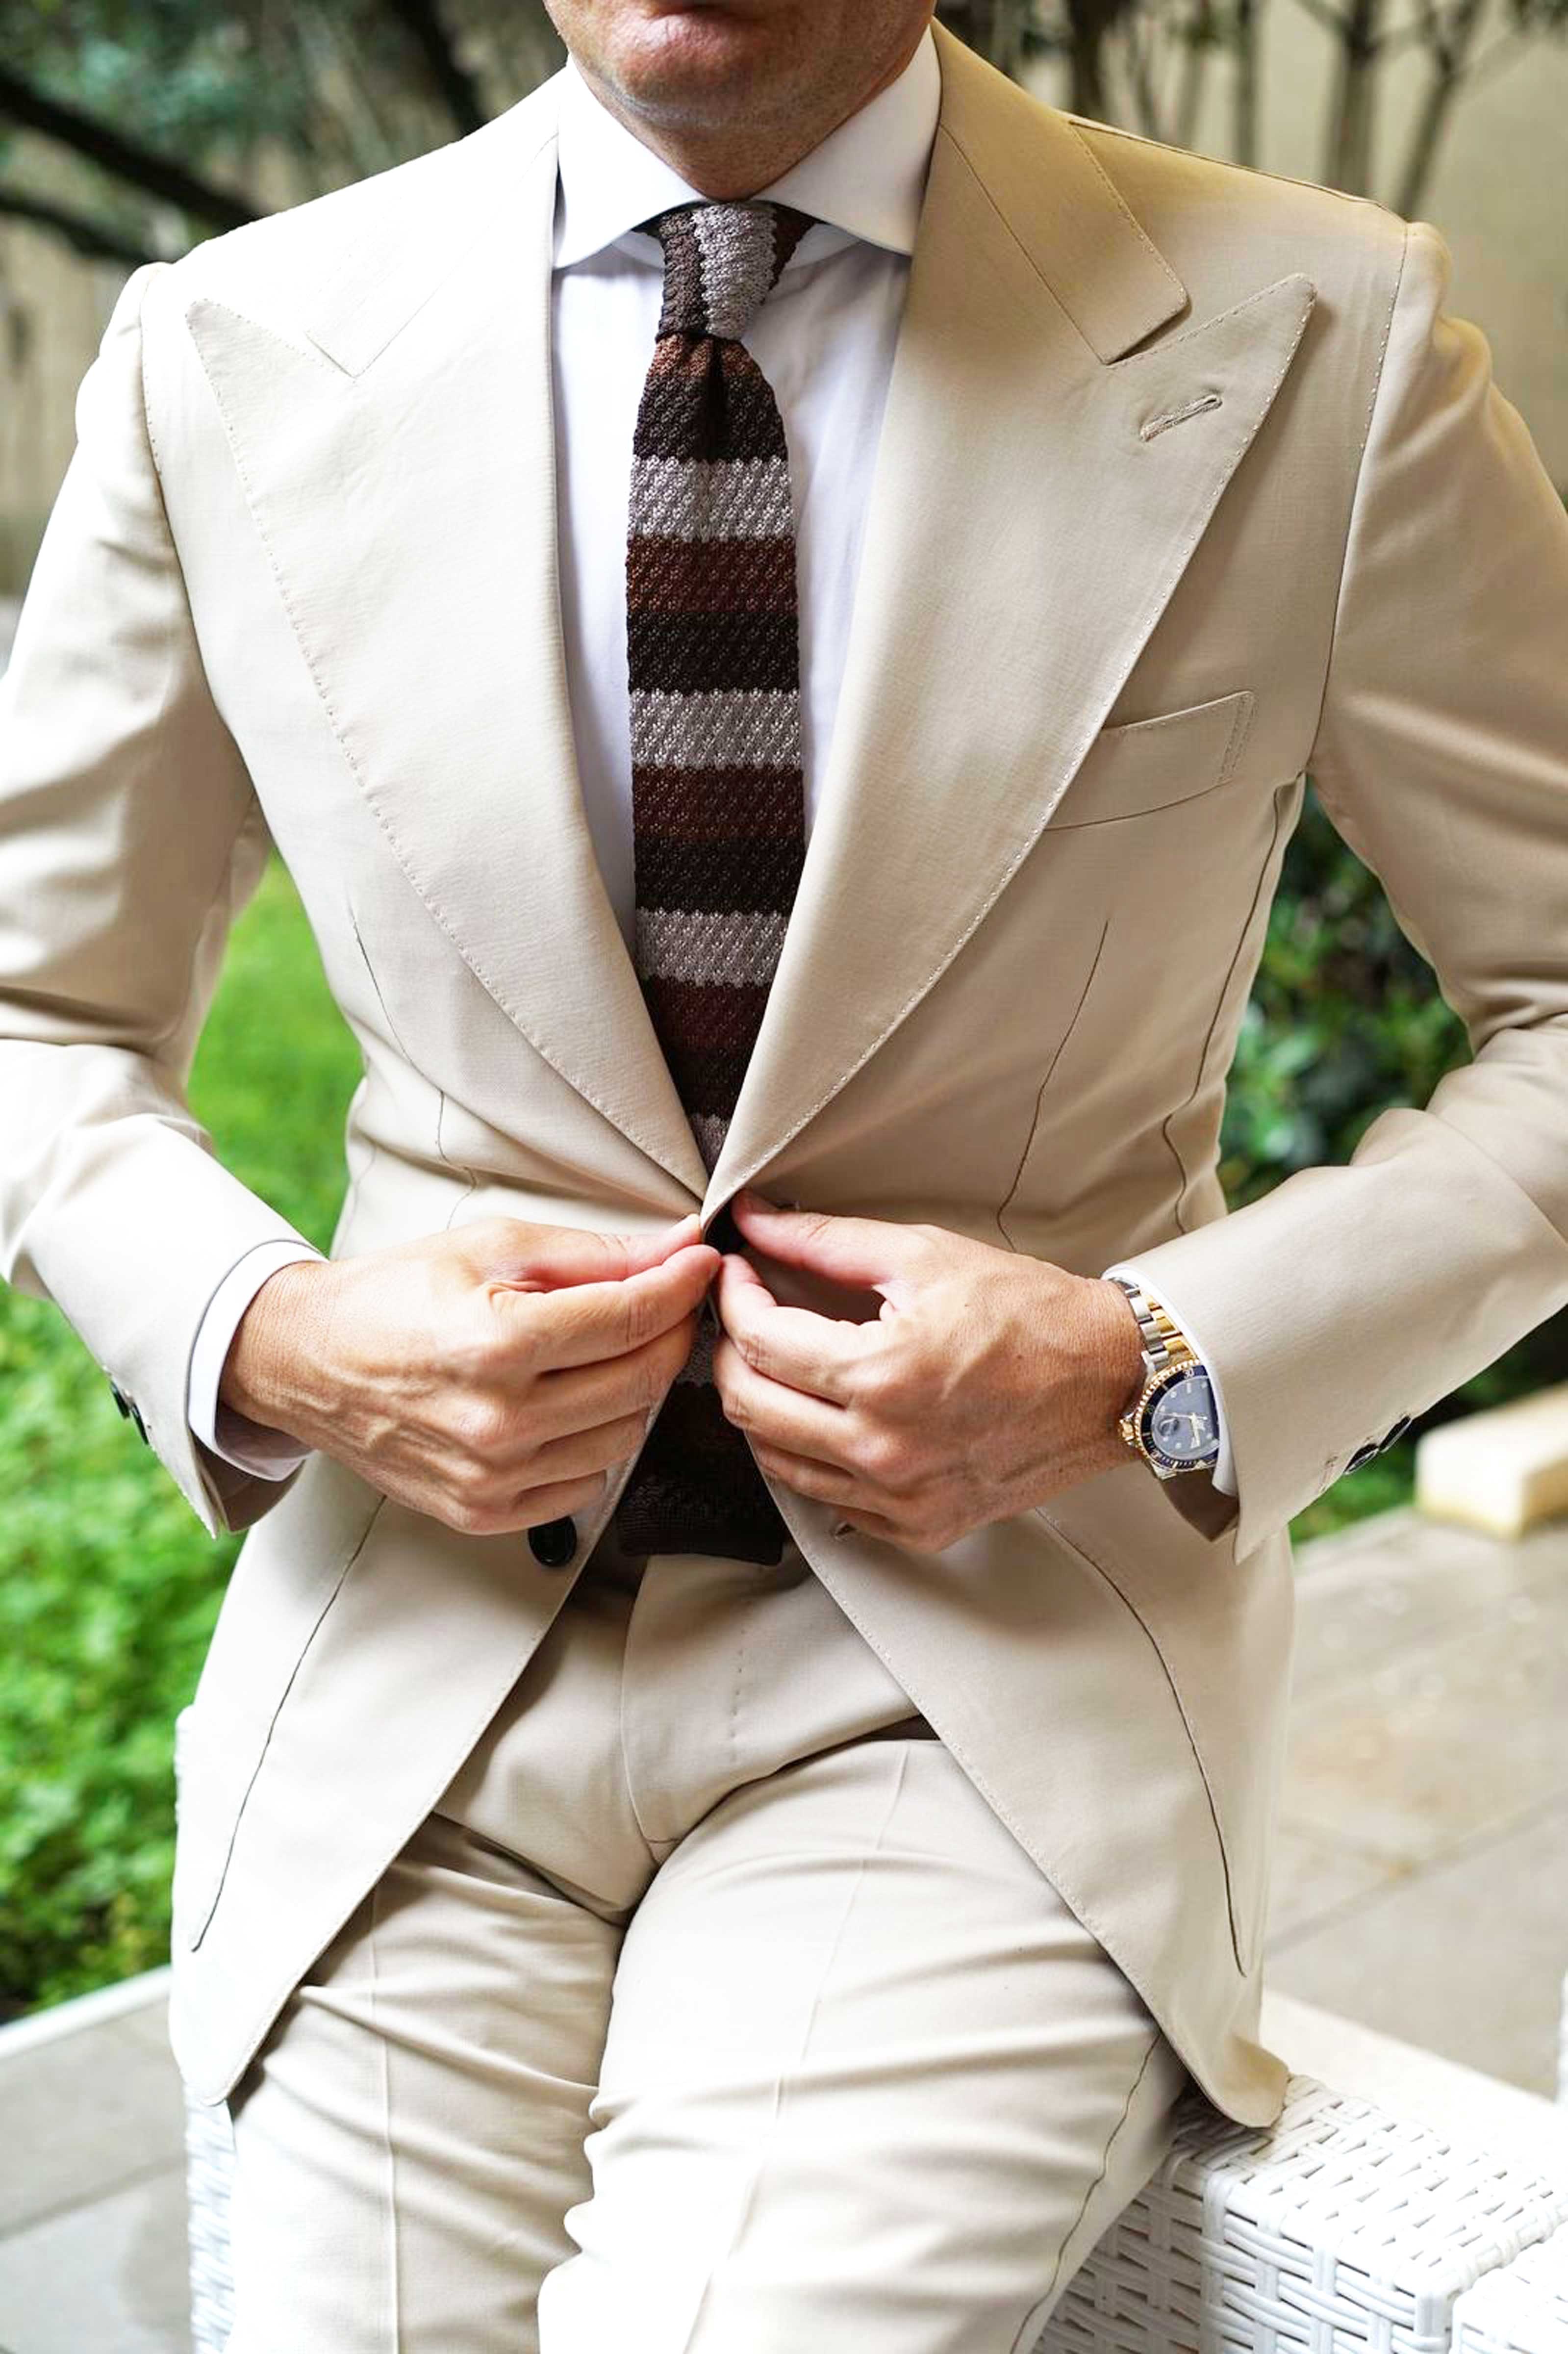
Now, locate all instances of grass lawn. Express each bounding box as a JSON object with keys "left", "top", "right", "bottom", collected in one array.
[{"left": 0, "top": 856, "right": 1409, "bottom": 2020}]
